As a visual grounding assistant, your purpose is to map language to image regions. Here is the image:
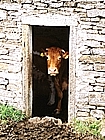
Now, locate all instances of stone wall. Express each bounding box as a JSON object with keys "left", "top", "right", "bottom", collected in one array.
[
  {"left": 0, "top": 0, "right": 105, "bottom": 120},
  {"left": 75, "top": 1, "right": 105, "bottom": 120}
]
